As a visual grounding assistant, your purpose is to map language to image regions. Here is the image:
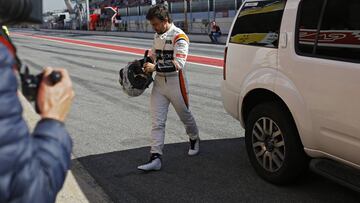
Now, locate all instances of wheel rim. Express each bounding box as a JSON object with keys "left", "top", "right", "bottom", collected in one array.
[{"left": 251, "top": 117, "right": 285, "bottom": 172}]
